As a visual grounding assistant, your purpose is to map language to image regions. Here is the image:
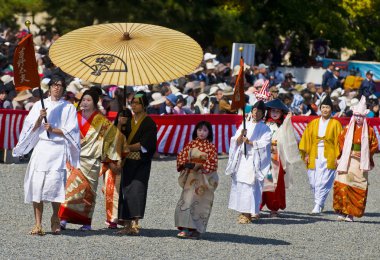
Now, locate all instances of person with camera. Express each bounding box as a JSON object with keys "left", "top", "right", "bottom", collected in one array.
[{"left": 175, "top": 121, "right": 218, "bottom": 239}]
